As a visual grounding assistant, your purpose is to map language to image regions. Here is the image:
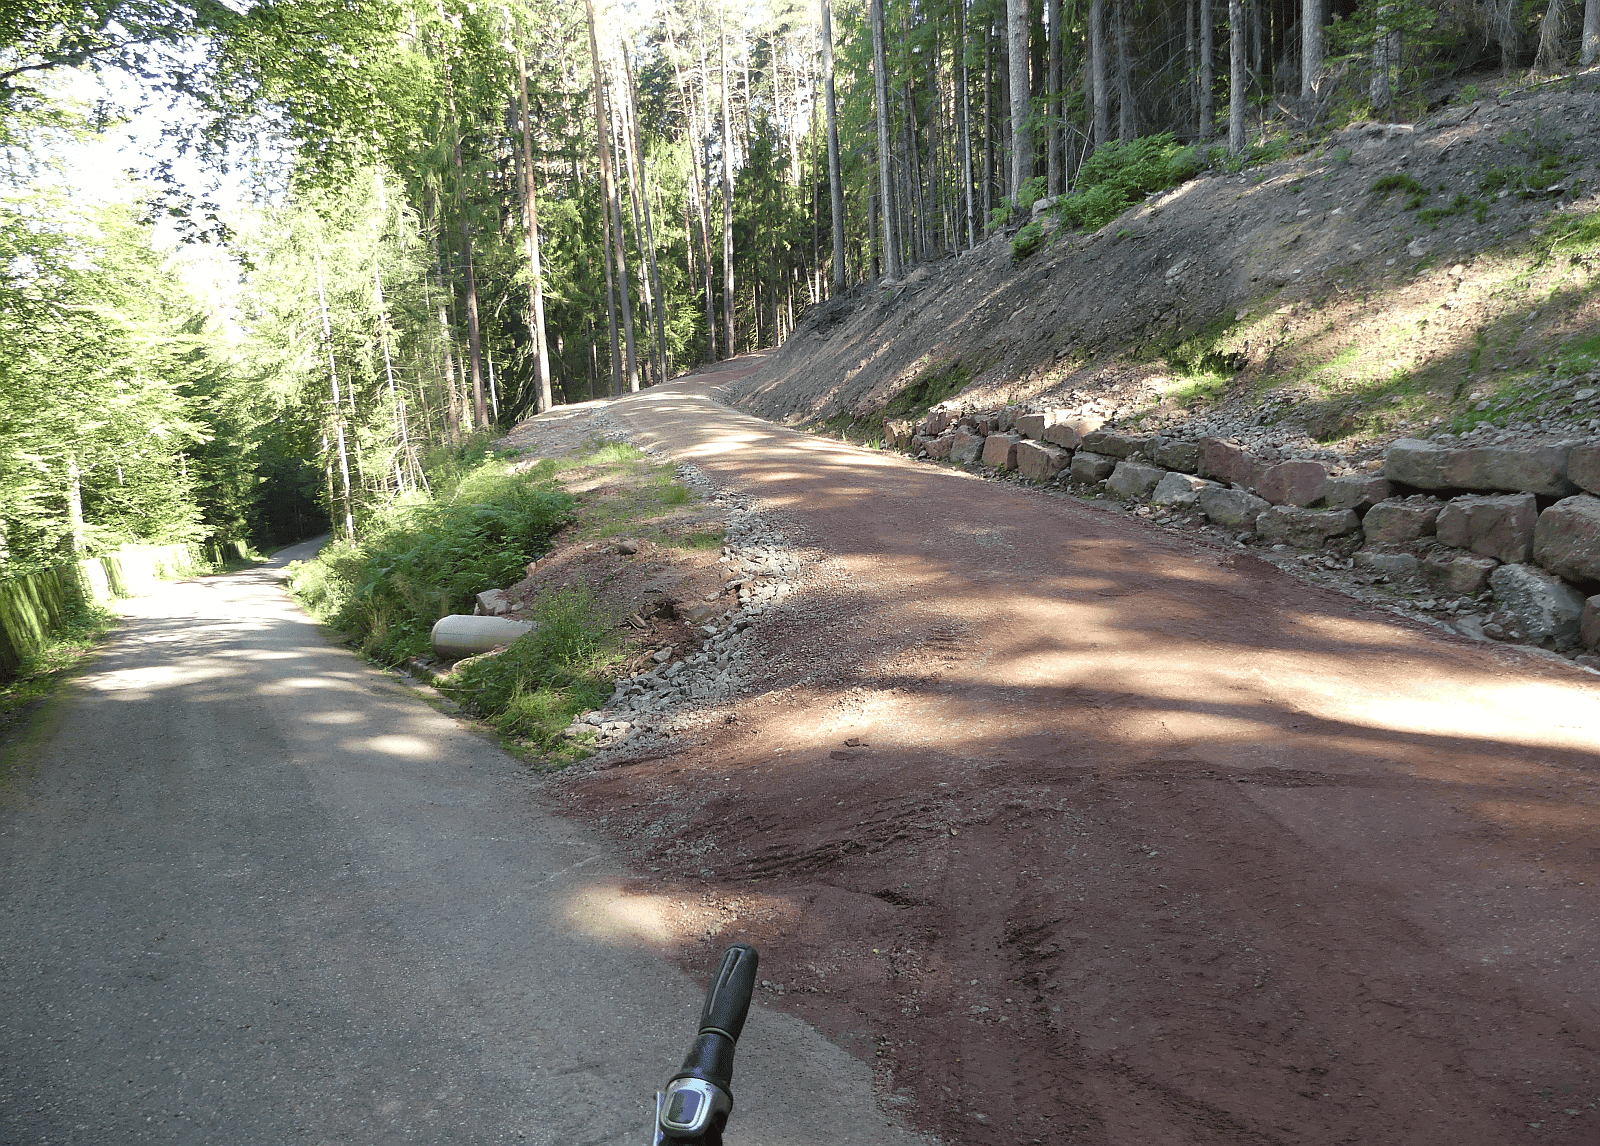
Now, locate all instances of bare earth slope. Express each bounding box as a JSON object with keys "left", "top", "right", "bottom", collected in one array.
[
  {"left": 724, "top": 75, "right": 1600, "bottom": 459},
  {"left": 539, "top": 371, "right": 1600, "bottom": 1146}
]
